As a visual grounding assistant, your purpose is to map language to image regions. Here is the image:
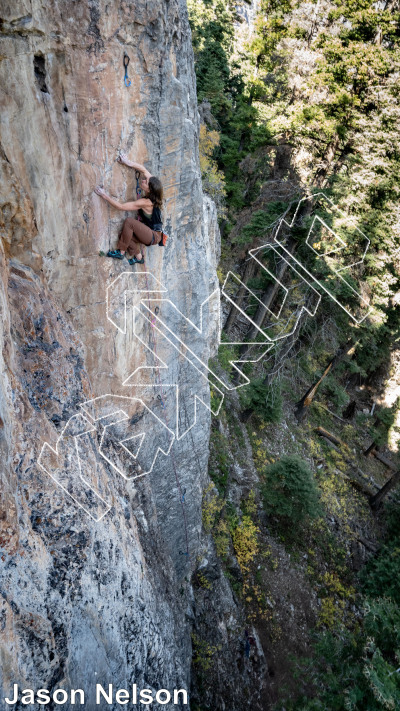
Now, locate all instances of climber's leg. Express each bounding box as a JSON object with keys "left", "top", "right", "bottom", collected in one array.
[
  {"left": 116, "top": 216, "right": 138, "bottom": 255},
  {"left": 122, "top": 219, "right": 155, "bottom": 259}
]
